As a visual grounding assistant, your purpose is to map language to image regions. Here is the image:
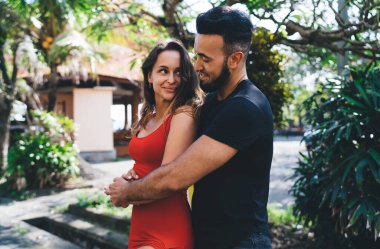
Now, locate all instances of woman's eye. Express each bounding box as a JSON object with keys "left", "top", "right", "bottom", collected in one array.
[
  {"left": 159, "top": 69, "right": 168, "bottom": 74},
  {"left": 175, "top": 71, "right": 181, "bottom": 76}
]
